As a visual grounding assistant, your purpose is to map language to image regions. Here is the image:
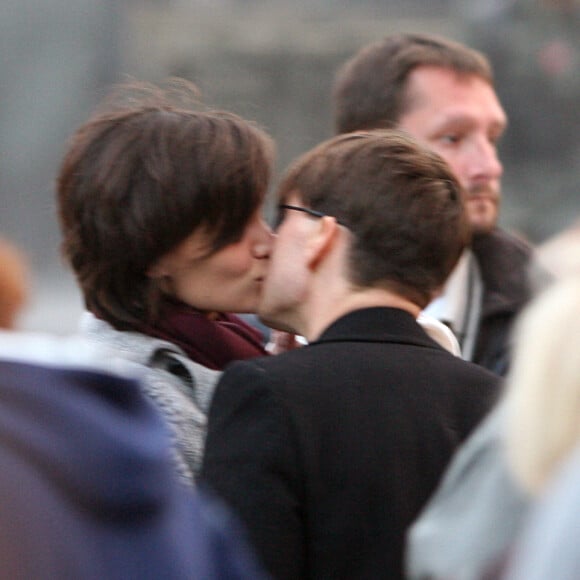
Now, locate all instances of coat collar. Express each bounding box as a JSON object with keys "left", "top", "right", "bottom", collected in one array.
[
  {"left": 472, "top": 228, "right": 535, "bottom": 318},
  {"left": 310, "top": 307, "right": 442, "bottom": 351}
]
